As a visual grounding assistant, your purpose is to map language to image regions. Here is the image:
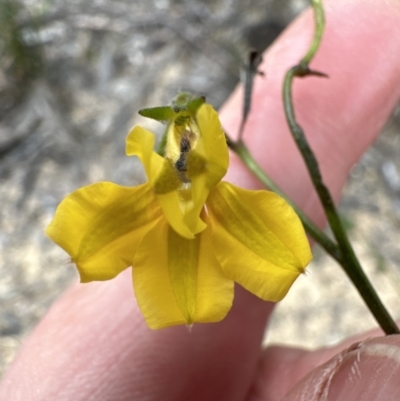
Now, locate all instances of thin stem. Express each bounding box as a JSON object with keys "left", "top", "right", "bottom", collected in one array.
[
  {"left": 282, "top": 0, "right": 399, "bottom": 334},
  {"left": 302, "top": 0, "right": 325, "bottom": 65},
  {"left": 238, "top": 50, "right": 264, "bottom": 141}
]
